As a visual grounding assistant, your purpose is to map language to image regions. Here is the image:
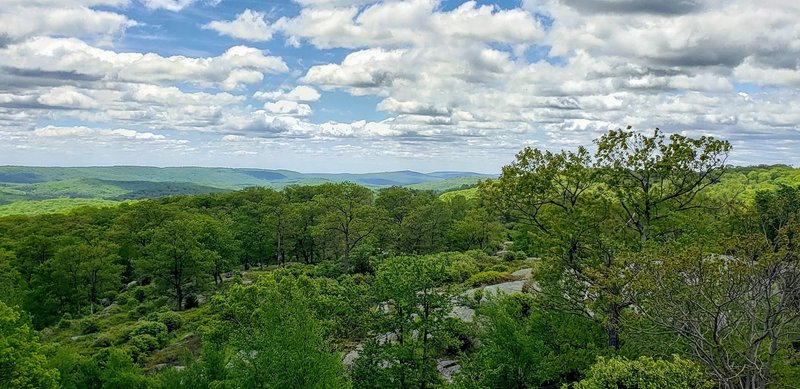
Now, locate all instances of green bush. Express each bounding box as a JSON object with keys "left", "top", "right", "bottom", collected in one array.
[
  {"left": 504, "top": 250, "right": 527, "bottom": 261},
  {"left": 464, "top": 271, "right": 512, "bottom": 287},
  {"left": 93, "top": 335, "right": 113, "bottom": 348},
  {"left": 115, "top": 293, "right": 134, "bottom": 307},
  {"left": 446, "top": 256, "right": 480, "bottom": 283},
  {"left": 129, "top": 334, "right": 159, "bottom": 361},
  {"left": 488, "top": 263, "right": 510, "bottom": 272},
  {"left": 133, "top": 288, "right": 147, "bottom": 303},
  {"left": 81, "top": 318, "right": 101, "bottom": 334},
  {"left": 575, "top": 355, "right": 713, "bottom": 389},
  {"left": 131, "top": 321, "right": 168, "bottom": 346},
  {"left": 158, "top": 312, "right": 182, "bottom": 332},
  {"left": 57, "top": 318, "right": 72, "bottom": 329}
]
